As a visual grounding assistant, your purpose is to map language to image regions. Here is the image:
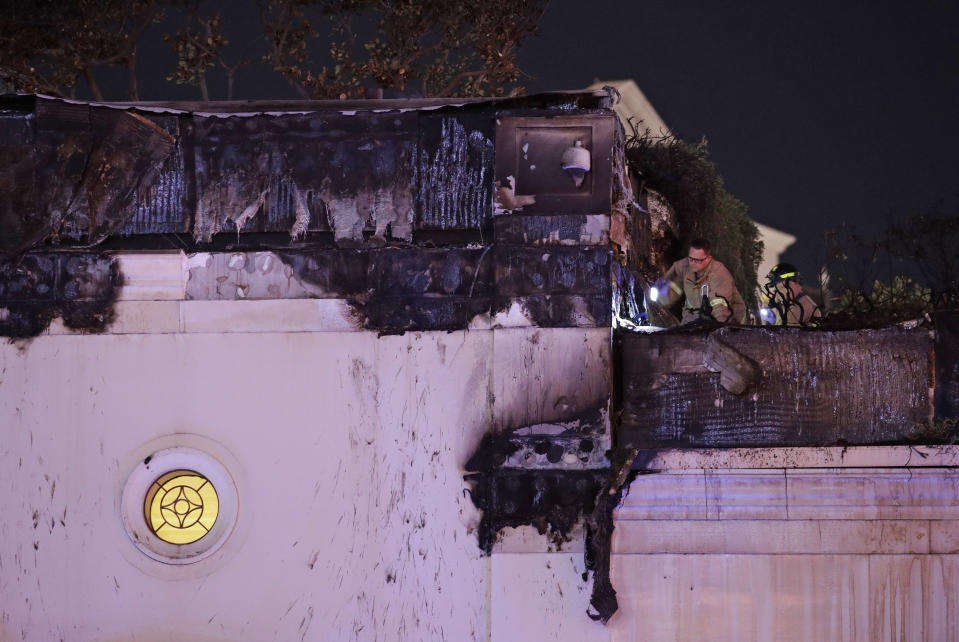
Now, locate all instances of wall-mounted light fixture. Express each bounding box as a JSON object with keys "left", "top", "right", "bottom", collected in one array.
[
  {"left": 121, "top": 446, "right": 239, "bottom": 565},
  {"left": 560, "top": 140, "right": 591, "bottom": 187}
]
